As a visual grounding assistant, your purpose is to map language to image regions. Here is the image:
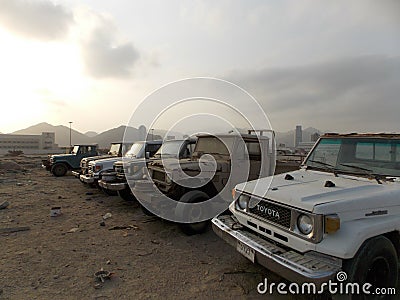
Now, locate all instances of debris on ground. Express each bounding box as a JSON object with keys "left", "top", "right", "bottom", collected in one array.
[
  {"left": 102, "top": 212, "right": 112, "bottom": 220},
  {"left": 0, "top": 226, "right": 30, "bottom": 234},
  {"left": 67, "top": 227, "right": 80, "bottom": 233},
  {"left": 108, "top": 225, "right": 138, "bottom": 231},
  {"left": 94, "top": 269, "right": 112, "bottom": 283},
  {"left": 0, "top": 201, "right": 10, "bottom": 210},
  {"left": 99, "top": 221, "right": 106, "bottom": 227}
]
